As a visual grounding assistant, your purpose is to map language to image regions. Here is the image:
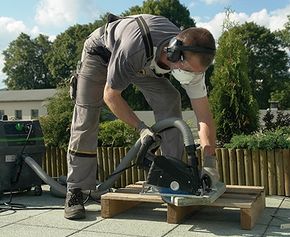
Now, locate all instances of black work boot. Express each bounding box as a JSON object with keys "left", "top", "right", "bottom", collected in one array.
[{"left": 64, "top": 188, "right": 85, "bottom": 220}]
